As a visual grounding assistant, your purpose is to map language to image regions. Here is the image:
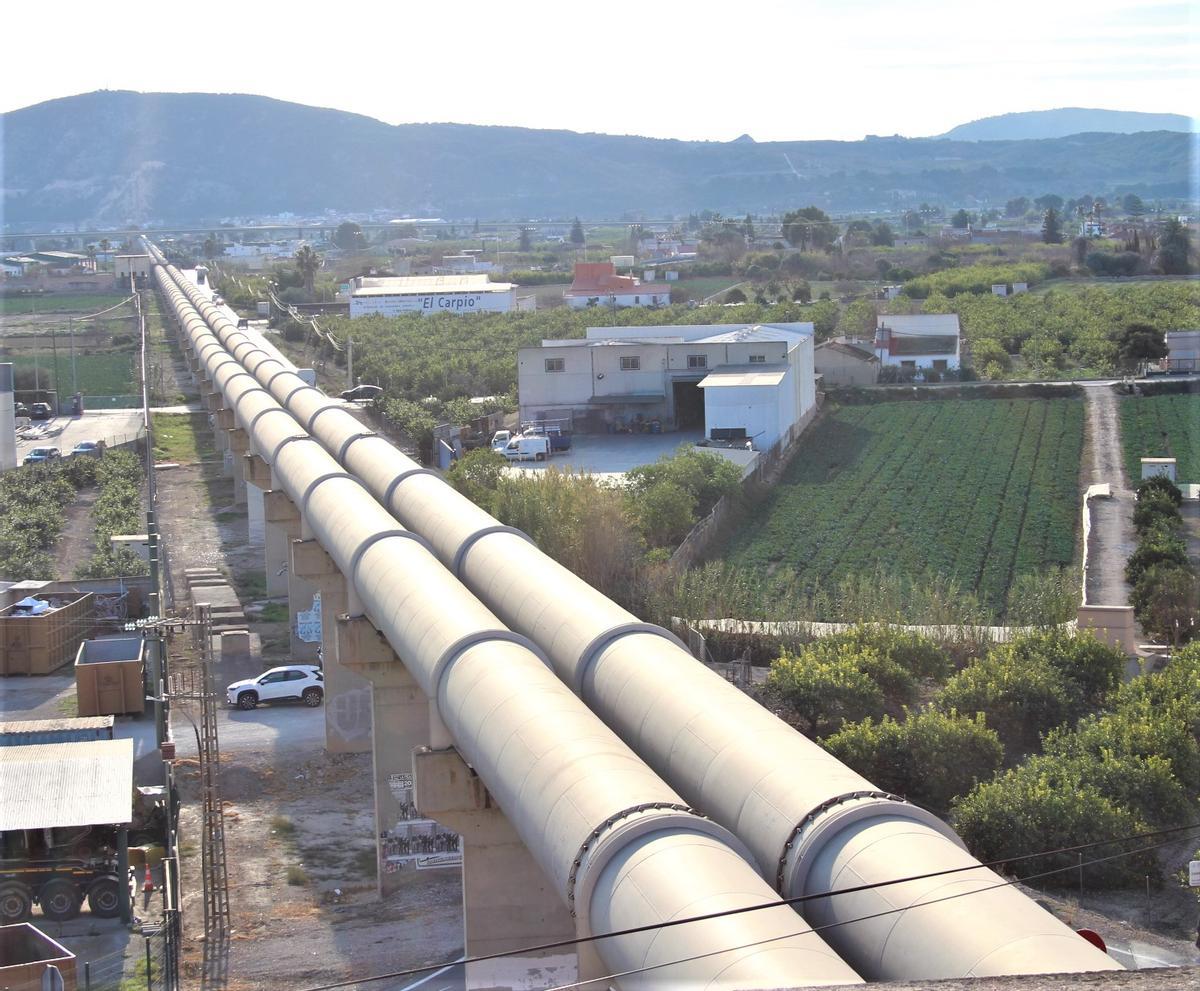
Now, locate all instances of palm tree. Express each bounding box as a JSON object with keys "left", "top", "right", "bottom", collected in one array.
[{"left": 295, "top": 245, "right": 320, "bottom": 295}]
